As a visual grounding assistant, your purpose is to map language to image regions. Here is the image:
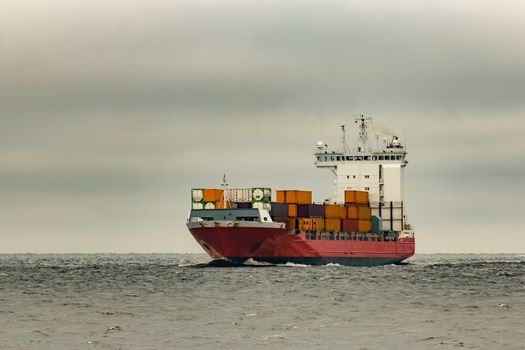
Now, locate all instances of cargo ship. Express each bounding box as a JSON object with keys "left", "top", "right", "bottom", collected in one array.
[{"left": 187, "top": 116, "right": 415, "bottom": 266}]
